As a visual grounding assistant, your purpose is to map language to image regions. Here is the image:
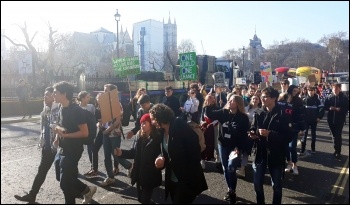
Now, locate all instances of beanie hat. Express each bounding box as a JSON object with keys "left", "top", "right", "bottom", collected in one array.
[
  {"left": 287, "top": 85, "right": 298, "bottom": 95},
  {"left": 140, "top": 113, "right": 152, "bottom": 125}
]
